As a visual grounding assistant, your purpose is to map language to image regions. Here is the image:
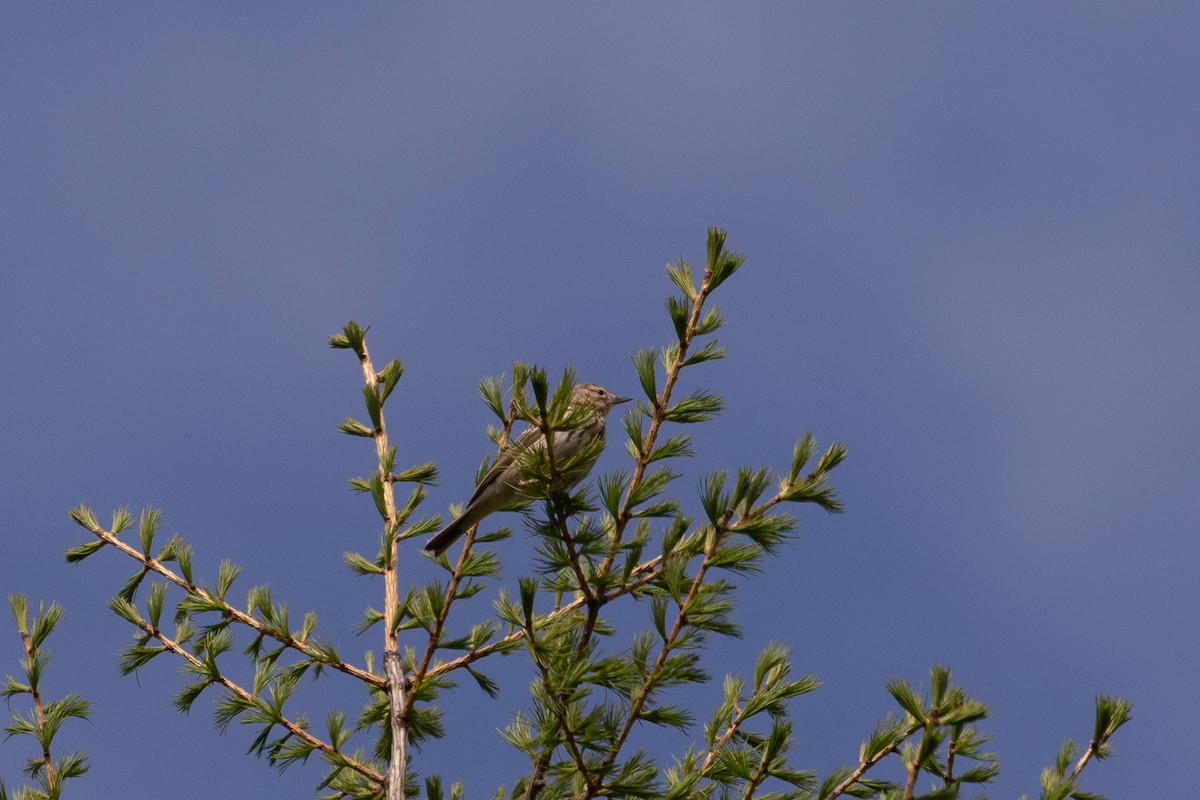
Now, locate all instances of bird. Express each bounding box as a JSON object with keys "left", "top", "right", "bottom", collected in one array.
[{"left": 424, "top": 382, "right": 632, "bottom": 556}]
